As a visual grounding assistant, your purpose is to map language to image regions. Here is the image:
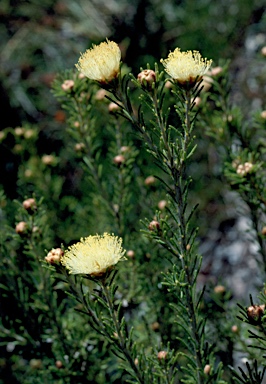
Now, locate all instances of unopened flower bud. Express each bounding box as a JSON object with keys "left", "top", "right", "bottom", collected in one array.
[
  {"left": 25, "top": 169, "right": 33, "bottom": 178},
  {"left": 15, "top": 221, "right": 28, "bottom": 235},
  {"left": 151, "top": 321, "right": 160, "bottom": 331},
  {"left": 108, "top": 102, "right": 120, "bottom": 112},
  {"left": 194, "top": 96, "right": 201, "bottom": 107},
  {"left": 24, "top": 129, "right": 35, "bottom": 139},
  {"left": 42, "top": 155, "right": 56, "bottom": 165},
  {"left": 261, "top": 46, "right": 266, "bottom": 57},
  {"left": 148, "top": 220, "right": 160, "bottom": 232},
  {"left": 210, "top": 66, "right": 223, "bottom": 76},
  {"left": 214, "top": 285, "right": 226, "bottom": 294},
  {"left": 165, "top": 80, "right": 172, "bottom": 89},
  {"left": 204, "top": 364, "right": 211, "bottom": 375},
  {"left": 61, "top": 79, "right": 74, "bottom": 91},
  {"left": 75, "top": 143, "right": 86, "bottom": 152},
  {"left": 236, "top": 164, "right": 245, "bottom": 175},
  {"left": 56, "top": 360, "right": 63, "bottom": 368},
  {"left": 45, "top": 248, "right": 64, "bottom": 264},
  {"left": 247, "top": 304, "right": 265, "bottom": 324},
  {"left": 14, "top": 127, "right": 24, "bottom": 136},
  {"left": 134, "top": 358, "right": 139, "bottom": 365},
  {"left": 32, "top": 226, "right": 39, "bottom": 234},
  {"left": 158, "top": 200, "right": 167, "bottom": 210},
  {"left": 236, "top": 162, "right": 253, "bottom": 176},
  {"left": 113, "top": 155, "right": 125, "bottom": 166},
  {"left": 261, "top": 226, "right": 266, "bottom": 236},
  {"left": 231, "top": 325, "right": 238, "bottom": 333},
  {"left": 157, "top": 351, "right": 167, "bottom": 360},
  {"left": 120, "top": 146, "right": 130, "bottom": 153},
  {"left": 201, "top": 76, "right": 213, "bottom": 91},
  {"left": 261, "top": 110, "right": 266, "bottom": 119},
  {"left": 144, "top": 175, "right": 156, "bottom": 186},
  {"left": 137, "top": 69, "right": 156, "bottom": 89},
  {"left": 22, "top": 198, "right": 36, "bottom": 213},
  {"left": 95, "top": 88, "right": 107, "bottom": 100},
  {"left": 127, "top": 250, "right": 135, "bottom": 259},
  {"left": 244, "top": 162, "right": 253, "bottom": 173}
]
